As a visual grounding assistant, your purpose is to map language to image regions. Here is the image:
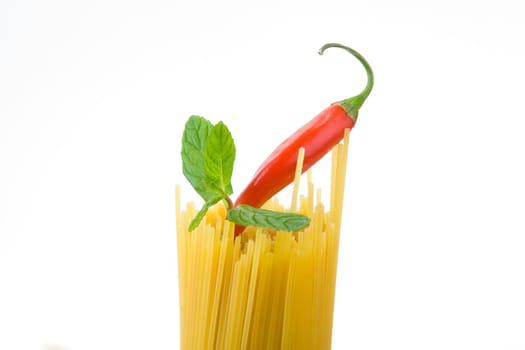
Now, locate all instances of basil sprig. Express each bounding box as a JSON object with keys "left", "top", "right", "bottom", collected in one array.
[
  {"left": 181, "top": 115, "right": 310, "bottom": 232},
  {"left": 227, "top": 205, "right": 311, "bottom": 232}
]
